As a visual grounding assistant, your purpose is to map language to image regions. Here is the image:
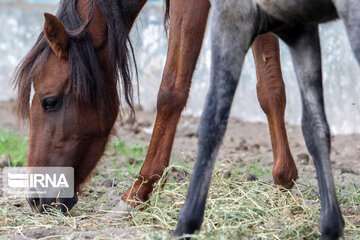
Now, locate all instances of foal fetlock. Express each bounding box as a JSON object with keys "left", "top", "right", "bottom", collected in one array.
[
  {"left": 272, "top": 155, "right": 298, "bottom": 189},
  {"left": 121, "top": 176, "right": 159, "bottom": 207}
]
